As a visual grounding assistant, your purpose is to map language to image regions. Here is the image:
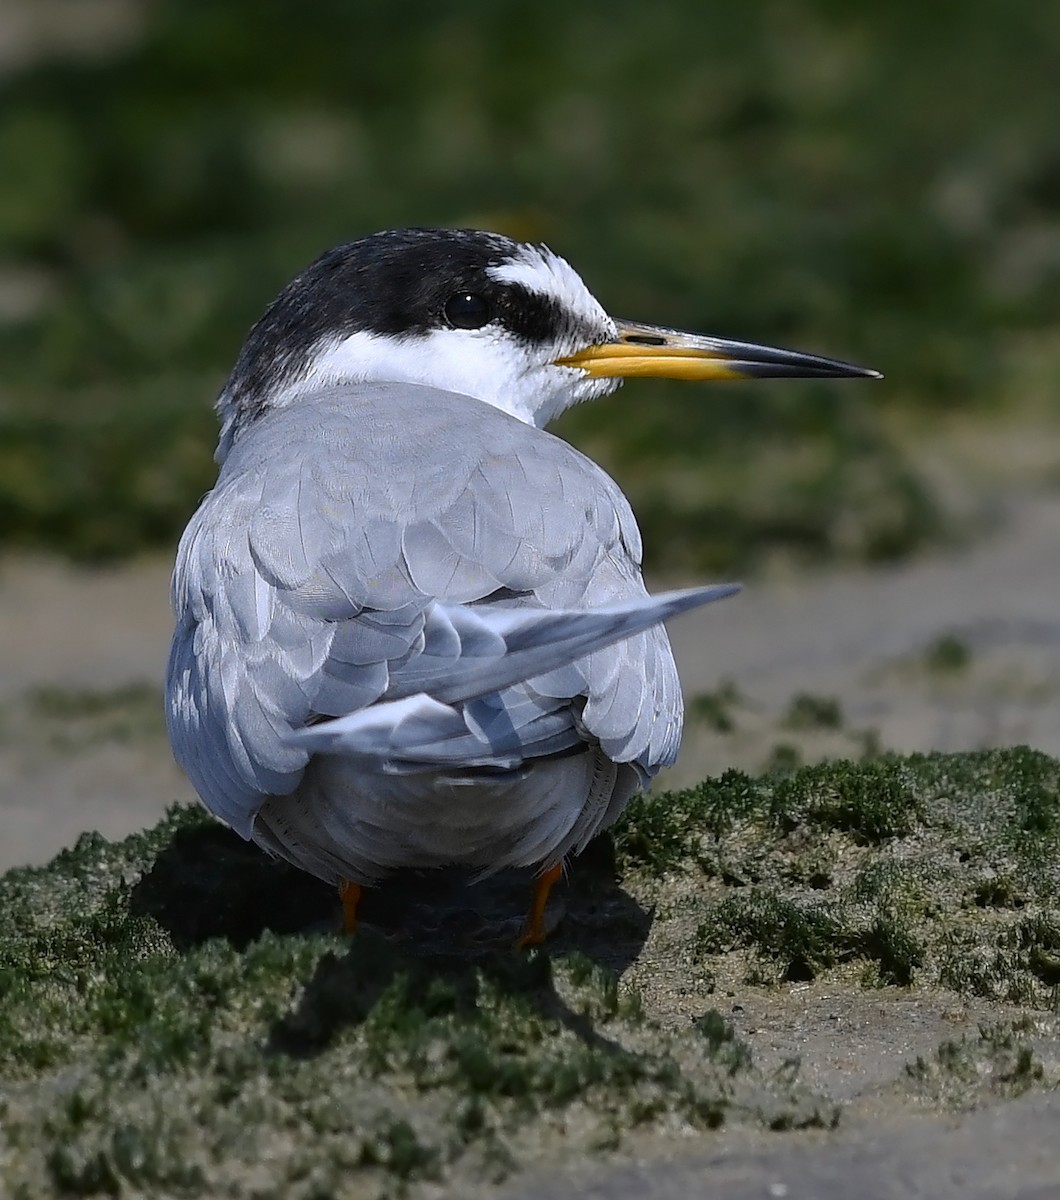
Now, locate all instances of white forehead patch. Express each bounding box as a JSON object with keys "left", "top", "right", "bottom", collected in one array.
[{"left": 487, "top": 245, "right": 615, "bottom": 337}]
